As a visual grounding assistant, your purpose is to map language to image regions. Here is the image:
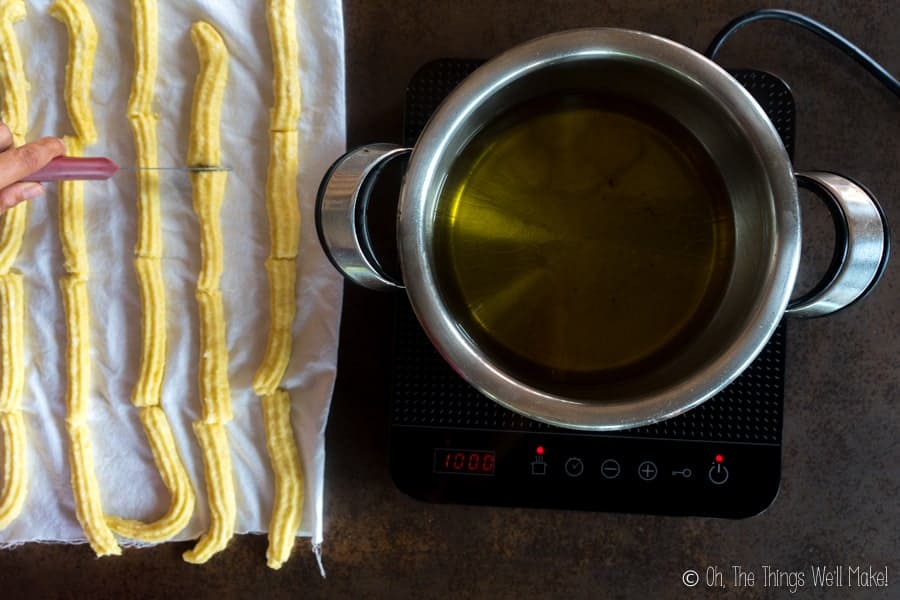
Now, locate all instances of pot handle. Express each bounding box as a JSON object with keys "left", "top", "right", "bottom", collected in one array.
[
  {"left": 315, "top": 144, "right": 411, "bottom": 290},
  {"left": 786, "top": 172, "right": 890, "bottom": 318}
]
